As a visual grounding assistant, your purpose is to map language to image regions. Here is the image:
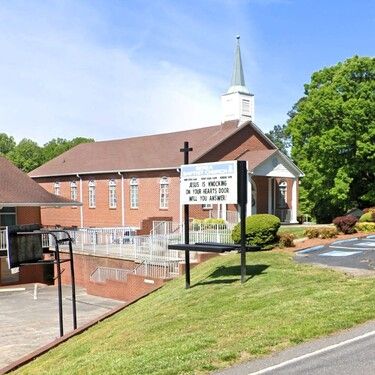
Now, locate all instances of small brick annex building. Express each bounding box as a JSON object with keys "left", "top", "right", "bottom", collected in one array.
[
  {"left": 29, "top": 37, "right": 303, "bottom": 230},
  {"left": 0, "top": 155, "right": 77, "bottom": 285}
]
